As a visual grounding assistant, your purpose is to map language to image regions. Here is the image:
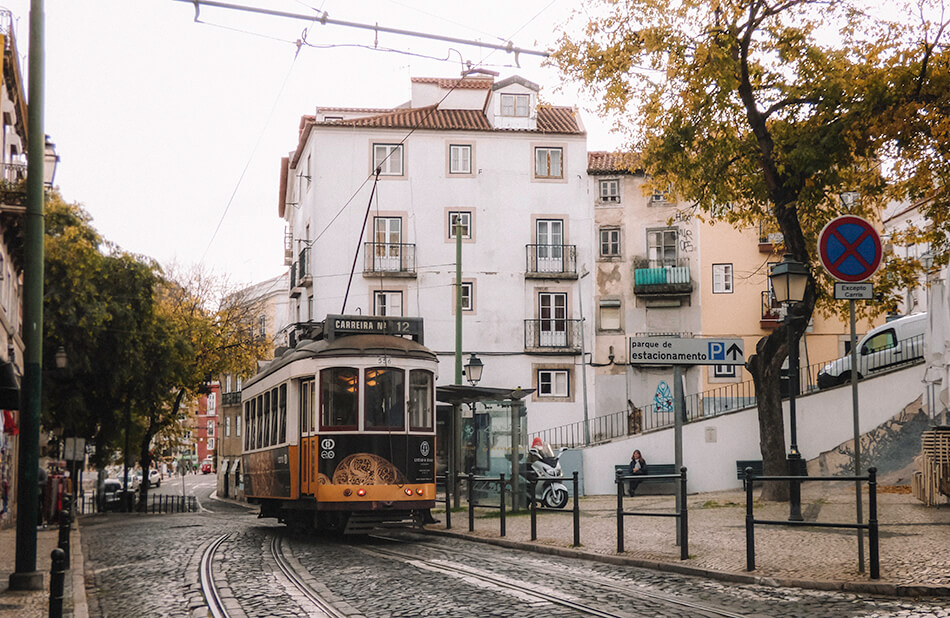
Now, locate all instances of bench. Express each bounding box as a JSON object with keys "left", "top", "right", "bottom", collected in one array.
[
  {"left": 614, "top": 463, "right": 678, "bottom": 495},
  {"left": 736, "top": 460, "right": 764, "bottom": 490}
]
